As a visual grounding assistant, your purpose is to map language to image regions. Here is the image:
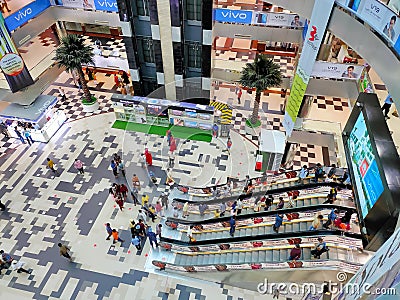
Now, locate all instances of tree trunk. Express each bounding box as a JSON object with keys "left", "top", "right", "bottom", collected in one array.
[
  {"left": 251, "top": 91, "right": 261, "bottom": 125},
  {"left": 77, "top": 67, "right": 93, "bottom": 102}
]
